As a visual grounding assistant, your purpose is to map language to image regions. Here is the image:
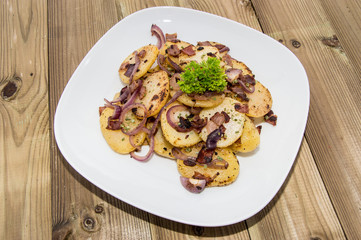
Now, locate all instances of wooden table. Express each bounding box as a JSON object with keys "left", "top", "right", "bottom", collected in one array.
[{"left": 1, "top": 0, "right": 360, "bottom": 239}]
